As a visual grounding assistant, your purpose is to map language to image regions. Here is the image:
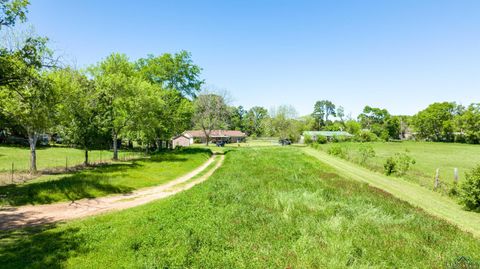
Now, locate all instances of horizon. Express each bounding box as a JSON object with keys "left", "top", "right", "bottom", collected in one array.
[{"left": 25, "top": 0, "right": 480, "bottom": 117}]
